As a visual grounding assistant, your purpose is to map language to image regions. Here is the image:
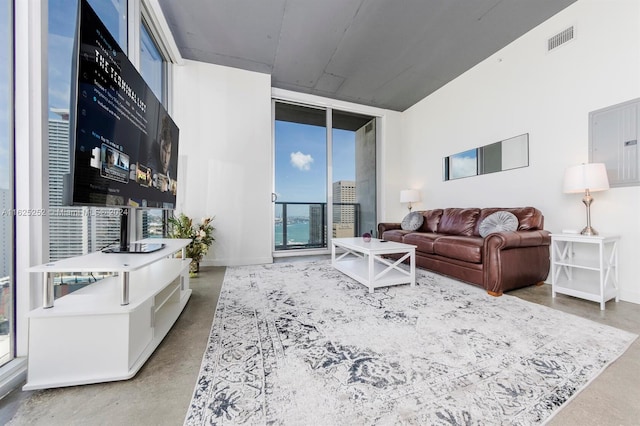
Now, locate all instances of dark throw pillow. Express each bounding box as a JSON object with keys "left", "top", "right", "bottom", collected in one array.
[
  {"left": 479, "top": 211, "right": 518, "bottom": 237},
  {"left": 401, "top": 211, "right": 424, "bottom": 231}
]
